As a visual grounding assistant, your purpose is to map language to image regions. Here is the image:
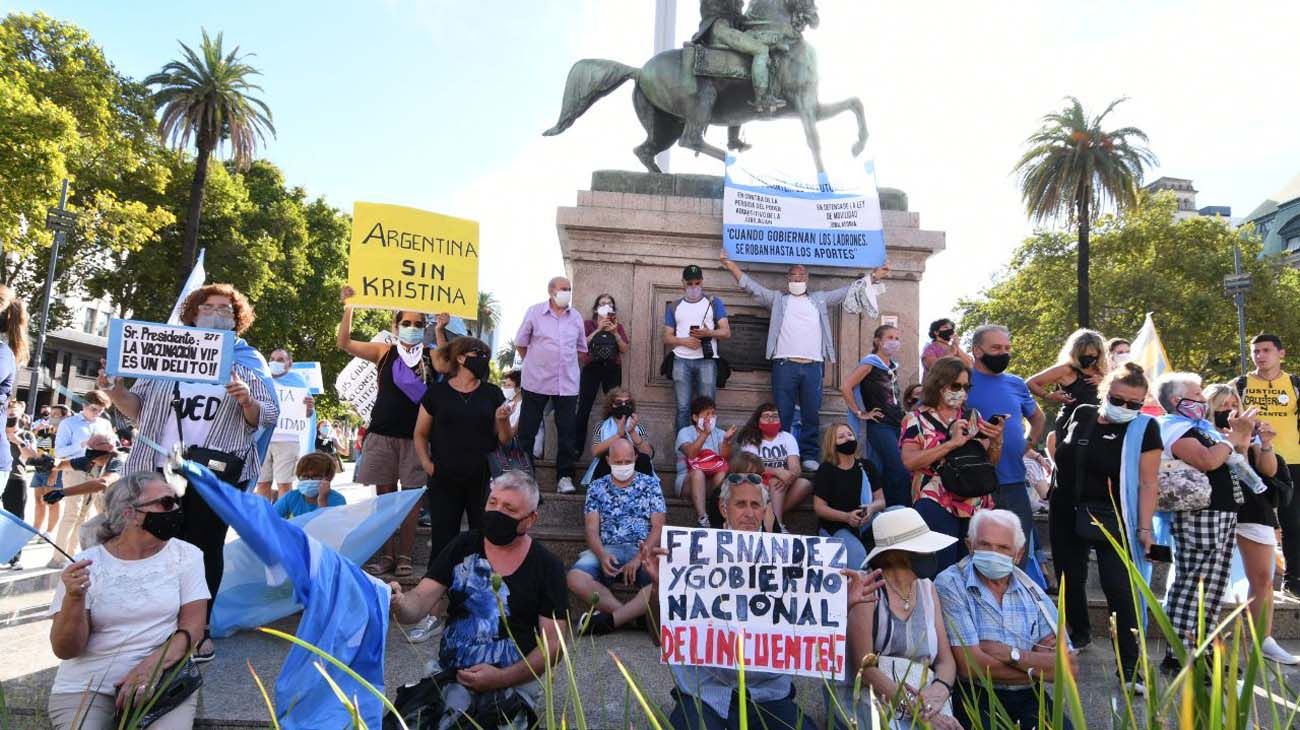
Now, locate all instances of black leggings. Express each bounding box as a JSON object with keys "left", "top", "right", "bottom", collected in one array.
[
  {"left": 2, "top": 473, "right": 26, "bottom": 560},
  {"left": 1049, "top": 488, "right": 1139, "bottom": 676},
  {"left": 426, "top": 467, "right": 489, "bottom": 563},
  {"left": 576, "top": 361, "right": 622, "bottom": 446},
  {"left": 181, "top": 481, "right": 239, "bottom": 622}
]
